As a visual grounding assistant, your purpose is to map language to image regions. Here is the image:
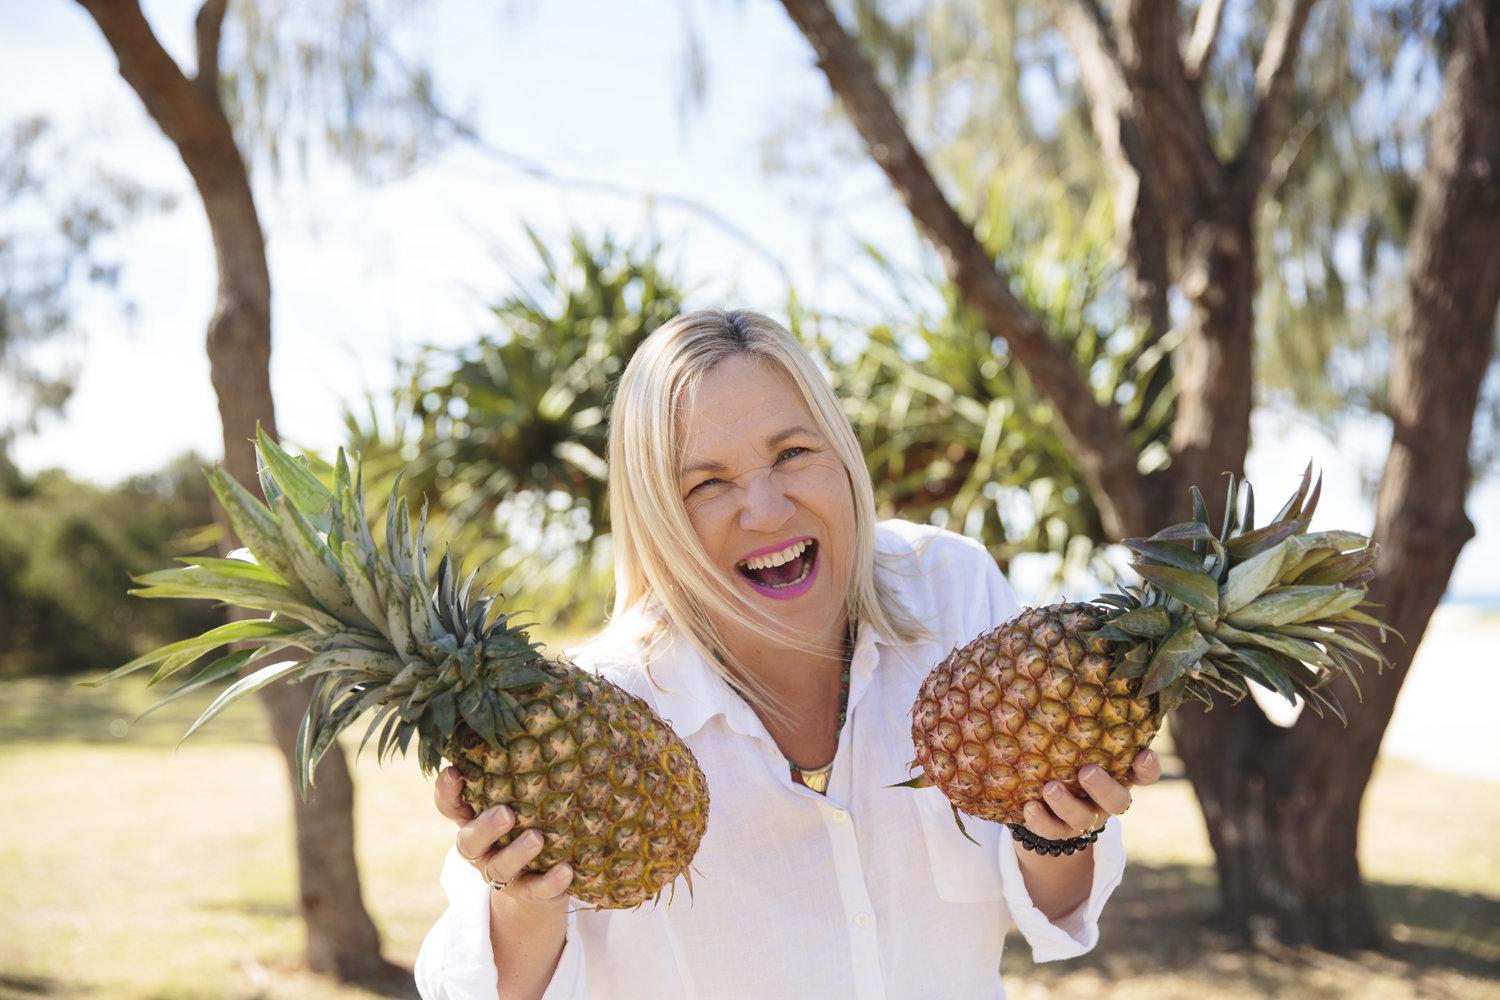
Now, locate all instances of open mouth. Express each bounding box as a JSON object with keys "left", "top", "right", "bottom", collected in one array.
[{"left": 736, "top": 538, "right": 818, "bottom": 596}]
